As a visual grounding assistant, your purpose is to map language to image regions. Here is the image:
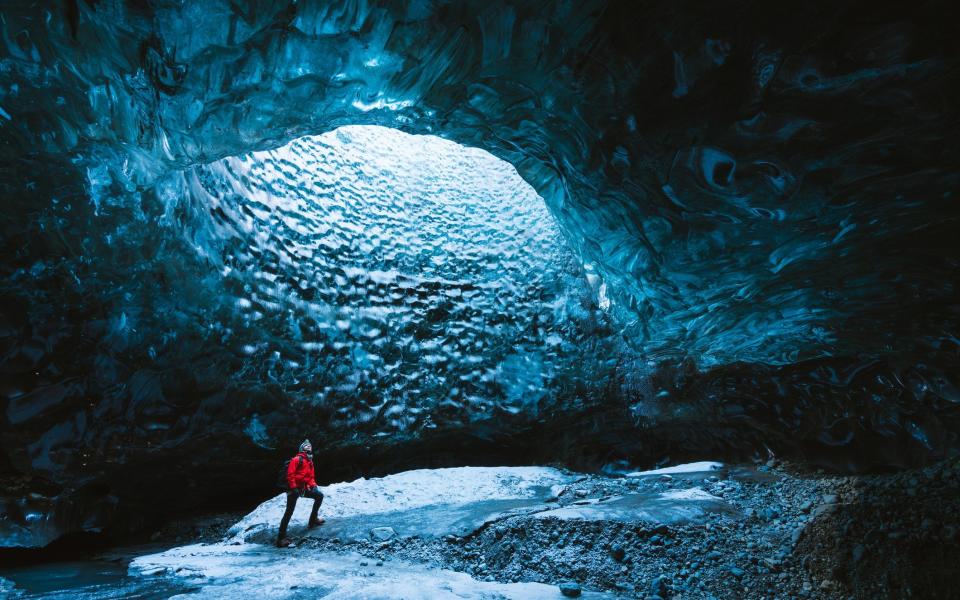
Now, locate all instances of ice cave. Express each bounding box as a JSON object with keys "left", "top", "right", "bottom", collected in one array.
[{"left": 0, "top": 1, "right": 958, "bottom": 598}]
